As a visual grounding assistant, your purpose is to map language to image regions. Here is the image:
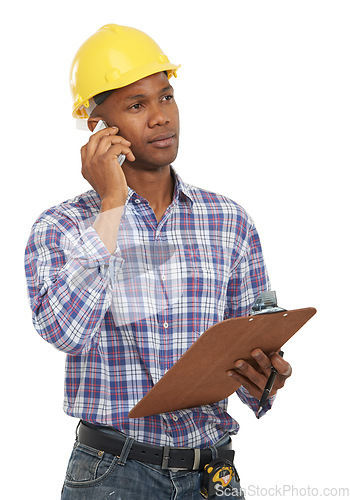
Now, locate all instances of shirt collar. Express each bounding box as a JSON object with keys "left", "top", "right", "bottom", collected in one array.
[
  {"left": 125, "top": 166, "right": 194, "bottom": 210},
  {"left": 170, "top": 166, "right": 194, "bottom": 209}
]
